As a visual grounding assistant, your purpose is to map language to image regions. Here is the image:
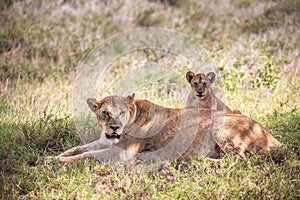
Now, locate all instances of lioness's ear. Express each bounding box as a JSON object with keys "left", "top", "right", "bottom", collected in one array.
[
  {"left": 186, "top": 71, "right": 195, "bottom": 83},
  {"left": 207, "top": 72, "right": 216, "bottom": 83},
  {"left": 127, "top": 93, "right": 135, "bottom": 104},
  {"left": 127, "top": 93, "right": 136, "bottom": 115},
  {"left": 87, "top": 98, "right": 100, "bottom": 112}
]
